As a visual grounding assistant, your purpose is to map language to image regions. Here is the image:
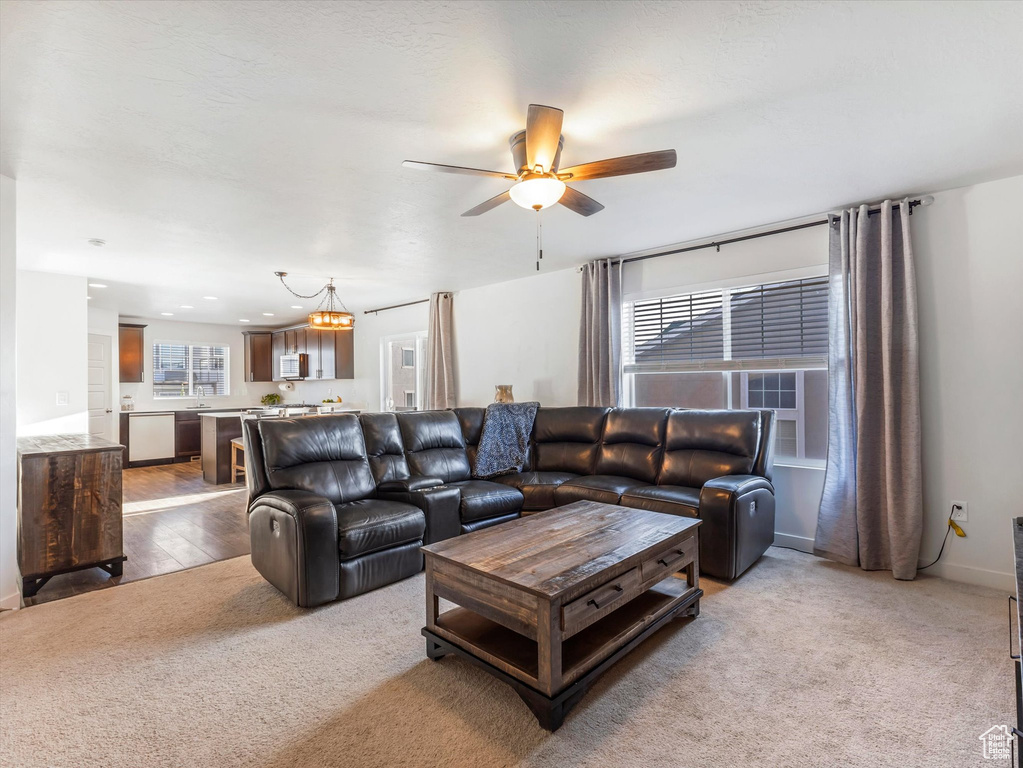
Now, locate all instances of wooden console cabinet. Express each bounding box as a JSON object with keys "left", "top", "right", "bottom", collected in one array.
[{"left": 17, "top": 434, "right": 126, "bottom": 597}]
